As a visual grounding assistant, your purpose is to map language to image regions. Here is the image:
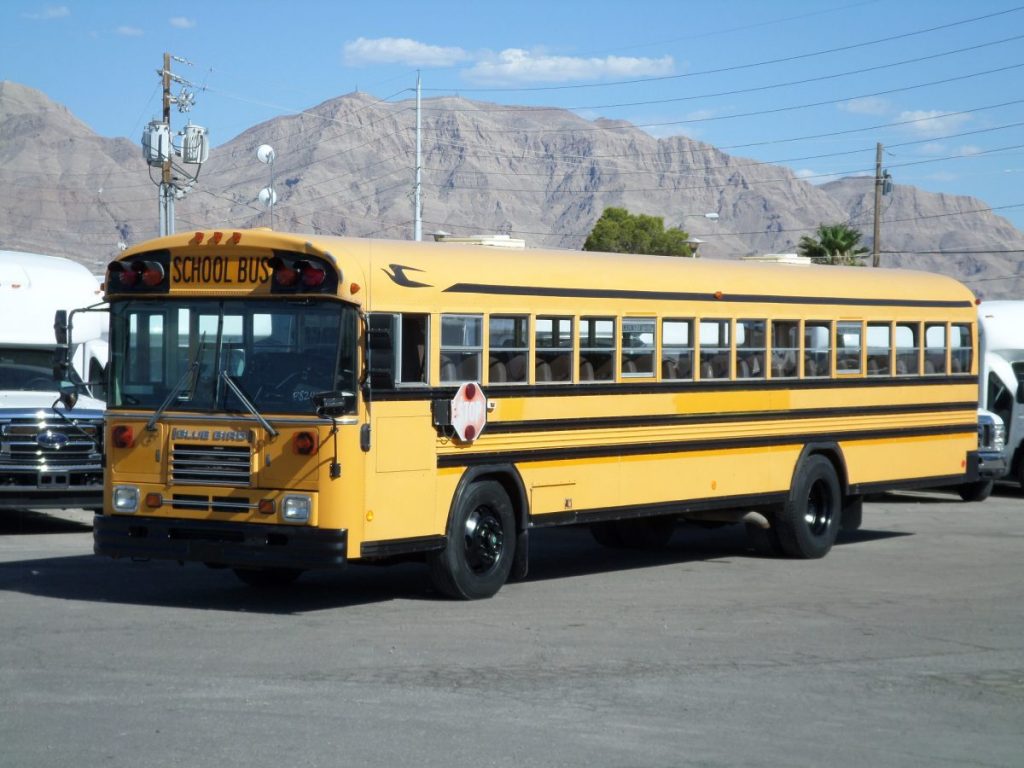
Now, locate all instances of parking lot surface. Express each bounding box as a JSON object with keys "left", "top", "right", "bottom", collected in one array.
[{"left": 1, "top": 490, "right": 1022, "bottom": 768}]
